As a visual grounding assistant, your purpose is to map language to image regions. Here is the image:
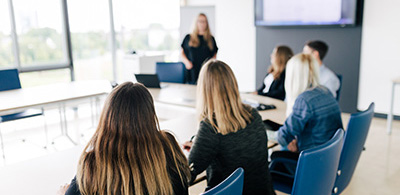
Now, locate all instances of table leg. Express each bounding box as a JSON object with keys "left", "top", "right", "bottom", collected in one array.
[
  {"left": 58, "top": 104, "right": 65, "bottom": 135},
  {"left": 0, "top": 121, "right": 5, "bottom": 160},
  {"left": 387, "top": 82, "right": 395, "bottom": 135},
  {"left": 54, "top": 104, "right": 77, "bottom": 145},
  {"left": 90, "top": 97, "right": 95, "bottom": 127},
  {"left": 62, "top": 104, "right": 77, "bottom": 145},
  {"left": 42, "top": 107, "right": 49, "bottom": 149},
  {"left": 95, "top": 97, "right": 100, "bottom": 123}
]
